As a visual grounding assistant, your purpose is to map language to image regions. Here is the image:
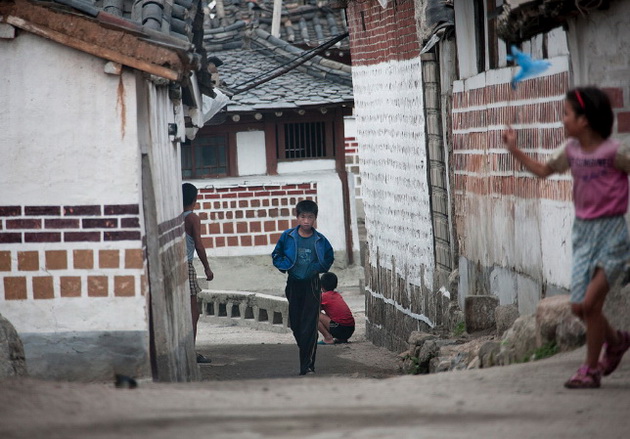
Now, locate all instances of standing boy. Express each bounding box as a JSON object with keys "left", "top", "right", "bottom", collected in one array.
[
  {"left": 183, "top": 183, "right": 214, "bottom": 364},
  {"left": 272, "top": 200, "right": 334, "bottom": 375},
  {"left": 318, "top": 272, "right": 355, "bottom": 345}
]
